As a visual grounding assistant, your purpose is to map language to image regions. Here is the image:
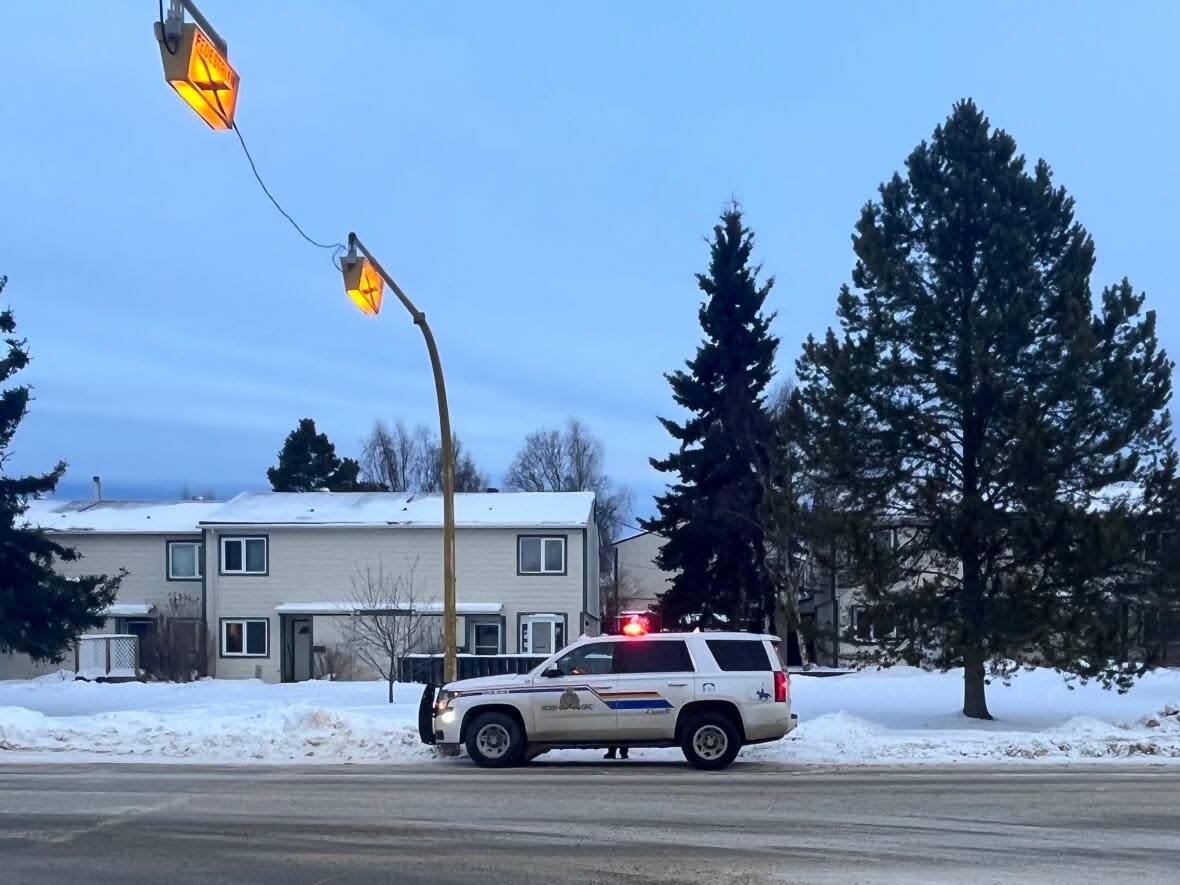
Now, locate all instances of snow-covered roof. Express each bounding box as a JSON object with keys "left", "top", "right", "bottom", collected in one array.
[
  {"left": 200, "top": 491, "right": 595, "bottom": 529},
  {"left": 103, "top": 603, "right": 155, "bottom": 617},
  {"left": 274, "top": 601, "right": 503, "bottom": 616},
  {"left": 23, "top": 500, "right": 222, "bottom": 534}
]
